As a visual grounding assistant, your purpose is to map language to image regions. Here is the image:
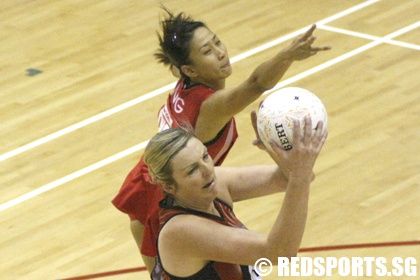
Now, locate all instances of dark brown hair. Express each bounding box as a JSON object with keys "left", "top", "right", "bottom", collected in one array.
[{"left": 154, "top": 6, "right": 207, "bottom": 75}]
